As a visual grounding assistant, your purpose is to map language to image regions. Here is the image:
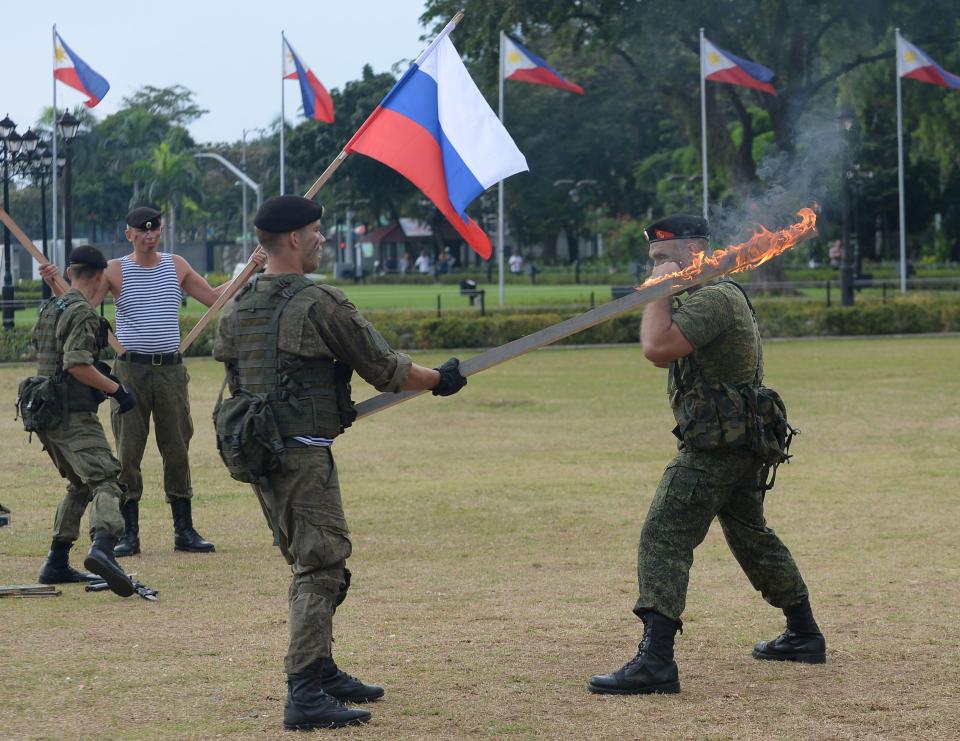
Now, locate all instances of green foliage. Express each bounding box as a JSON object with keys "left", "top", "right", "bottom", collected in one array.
[{"left": 1, "top": 295, "right": 957, "bottom": 363}]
